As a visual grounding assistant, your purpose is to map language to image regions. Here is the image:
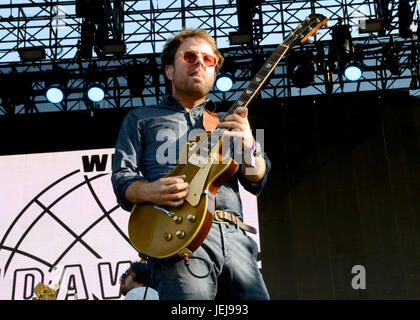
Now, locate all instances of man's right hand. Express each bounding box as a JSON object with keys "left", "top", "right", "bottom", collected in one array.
[{"left": 124, "top": 175, "right": 189, "bottom": 208}]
